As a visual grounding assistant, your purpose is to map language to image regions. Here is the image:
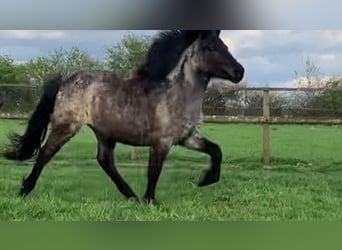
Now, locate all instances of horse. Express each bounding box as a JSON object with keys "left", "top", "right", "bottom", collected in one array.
[{"left": 4, "top": 30, "right": 244, "bottom": 204}]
